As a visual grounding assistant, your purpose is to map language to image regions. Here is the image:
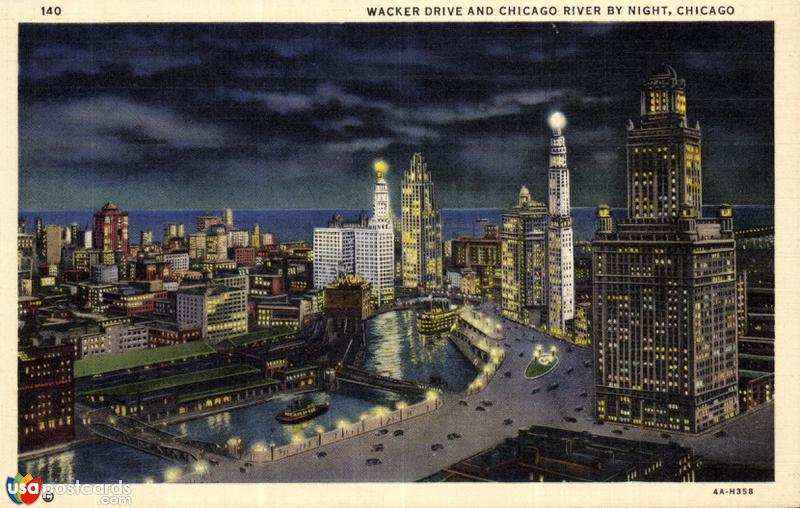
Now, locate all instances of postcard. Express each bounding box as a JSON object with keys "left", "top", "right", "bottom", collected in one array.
[{"left": 2, "top": 1, "right": 798, "bottom": 507}]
